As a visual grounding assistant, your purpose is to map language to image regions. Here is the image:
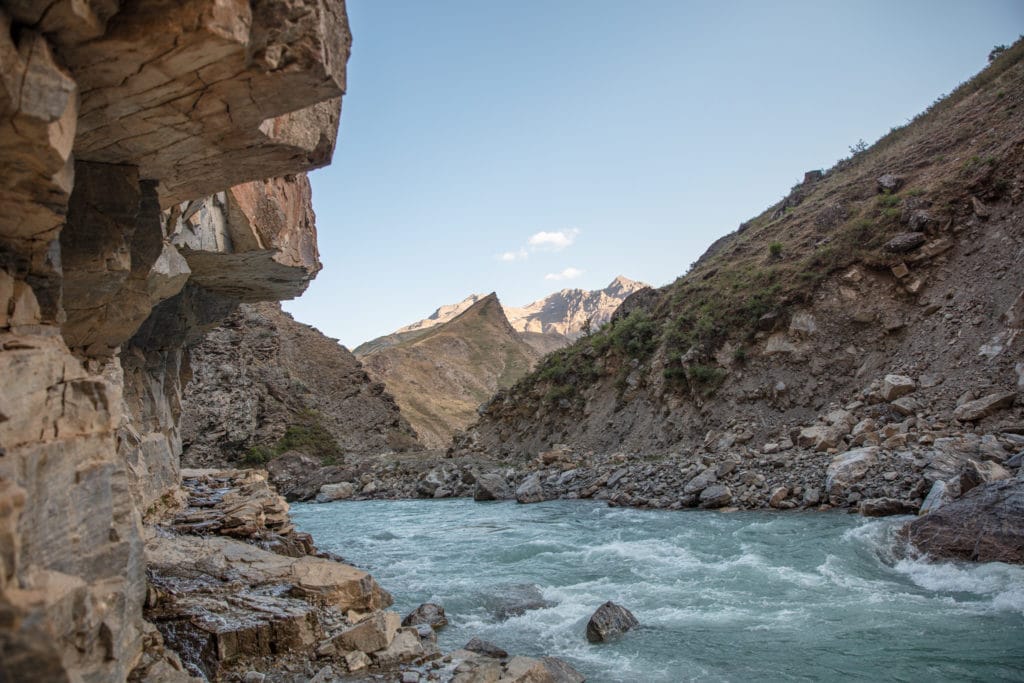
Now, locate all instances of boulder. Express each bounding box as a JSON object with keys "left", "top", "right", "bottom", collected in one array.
[
  {"left": 487, "top": 584, "right": 557, "bottom": 620},
  {"left": 316, "top": 482, "right": 355, "bottom": 503},
  {"left": 880, "top": 375, "right": 916, "bottom": 401},
  {"left": 585, "top": 601, "right": 639, "bottom": 643},
  {"left": 343, "top": 651, "right": 370, "bottom": 673},
  {"left": 877, "top": 173, "right": 904, "bottom": 193},
  {"left": 959, "top": 459, "right": 1011, "bottom": 495},
  {"left": 825, "top": 447, "right": 878, "bottom": 499},
  {"left": 797, "top": 425, "right": 843, "bottom": 452},
  {"left": 464, "top": 637, "right": 508, "bottom": 658},
  {"left": 683, "top": 468, "right": 717, "bottom": 495},
  {"left": 474, "top": 472, "right": 512, "bottom": 501},
  {"left": 416, "top": 469, "right": 445, "bottom": 497},
  {"left": 903, "top": 479, "right": 1024, "bottom": 564},
  {"left": 333, "top": 611, "right": 401, "bottom": 653},
  {"left": 402, "top": 603, "right": 448, "bottom": 630},
  {"left": 699, "top": 485, "right": 733, "bottom": 509},
  {"left": 802, "top": 488, "right": 821, "bottom": 506},
  {"left": 953, "top": 391, "right": 1017, "bottom": 422},
  {"left": 884, "top": 232, "right": 927, "bottom": 254},
  {"left": 919, "top": 480, "right": 953, "bottom": 515},
  {"left": 371, "top": 628, "right": 424, "bottom": 667},
  {"left": 516, "top": 472, "right": 546, "bottom": 504},
  {"left": 859, "top": 498, "right": 915, "bottom": 517},
  {"left": 768, "top": 487, "right": 789, "bottom": 508},
  {"left": 504, "top": 656, "right": 586, "bottom": 683}
]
